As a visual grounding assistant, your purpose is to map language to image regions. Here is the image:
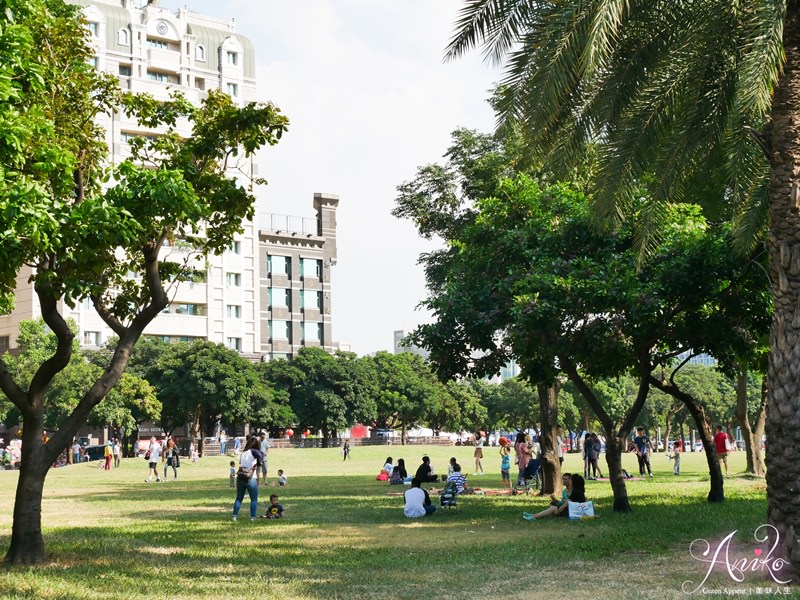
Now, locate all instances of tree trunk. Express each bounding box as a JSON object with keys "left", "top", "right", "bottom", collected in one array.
[
  {"left": 5, "top": 421, "right": 48, "bottom": 565},
  {"left": 649, "top": 375, "right": 725, "bottom": 502},
  {"left": 767, "top": 1, "right": 800, "bottom": 581},
  {"left": 604, "top": 435, "right": 631, "bottom": 512},
  {"left": 537, "top": 383, "right": 561, "bottom": 496},
  {"left": 735, "top": 370, "right": 765, "bottom": 476}
]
